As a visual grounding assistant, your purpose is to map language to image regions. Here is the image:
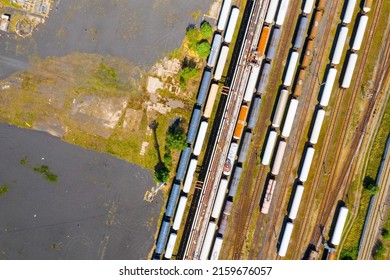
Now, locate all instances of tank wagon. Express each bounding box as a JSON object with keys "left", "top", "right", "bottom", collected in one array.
[
  {"left": 218, "top": 201, "right": 233, "bottom": 235},
  {"left": 217, "top": 0, "right": 232, "bottom": 31},
  {"left": 266, "top": 27, "right": 282, "bottom": 60},
  {"left": 155, "top": 220, "right": 171, "bottom": 255},
  {"left": 265, "top": 0, "right": 279, "bottom": 24},
  {"left": 233, "top": 105, "right": 249, "bottom": 140},
  {"left": 183, "top": 159, "right": 198, "bottom": 193},
  {"left": 261, "top": 178, "right": 277, "bottom": 214},
  {"left": 271, "top": 140, "right": 287, "bottom": 176},
  {"left": 331, "top": 27, "right": 349, "bottom": 66},
  {"left": 278, "top": 222, "right": 294, "bottom": 257},
  {"left": 303, "top": 0, "right": 315, "bottom": 15},
  {"left": 309, "top": 109, "right": 325, "bottom": 145},
  {"left": 238, "top": 132, "right": 252, "bottom": 163},
  {"left": 283, "top": 51, "right": 299, "bottom": 87},
  {"left": 288, "top": 184, "right": 304, "bottom": 220},
  {"left": 257, "top": 62, "right": 272, "bottom": 94},
  {"left": 352, "top": 15, "right": 368, "bottom": 52},
  {"left": 341, "top": 53, "right": 358, "bottom": 88},
  {"left": 175, "top": 146, "right": 191, "bottom": 181},
  {"left": 164, "top": 233, "right": 177, "bottom": 259},
  {"left": 193, "top": 121, "right": 209, "bottom": 156},
  {"left": 247, "top": 96, "right": 262, "bottom": 129},
  {"left": 207, "top": 34, "right": 223, "bottom": 69},
  {"left": 211, "top": 179, "right": 229, "bottom": 219},
  {"left": 203, "top": 84, "right": 219, "bottom": 118},
  {"left": 165, "top": 183, "right": 181, "bottom": 218},
  {"left": 275, "top": 0, "right": 291, "bottom": 27},
  {"left": 362, "top": 0, "right": 373, "bottom": 13},
  {"left": 294, "top": 16, "right": 309, "bottom": 50},
  {"left": 172, "top": 196, "right": 188, "bottom": 231},
  {"left": 183, "top": 158, "right": 198, "bottom": 193},
  {"left": 257, "top": 26, "right": 271, "bottom": 57},
  {"left": 342, "top": 0, "right": 357, "bottom": 25},
  {"left": 223, "top": 142, "right": 239, "bottom": 176},
  {"left": 299, "top": 146, "right": 315, "bottom": 182},
  {"left": 199, "top": 221, "right": 217, "bottom": 260},
  {"left": 319, "top": 67, "right": 337, "bottom": 107},
  {"left": 301, "top": 39, "right": 314, "bottom": 68},
  {"left": 272, "top": 89, "right": 289, "bottom": 128},
  {"left": 197, "top": 69, "right": 212, "bottom": 107},
  {"left": 317, "top": 0, "right": 326, "bottom": 11},
  {"left": 228, "top": 166, "right": 242, "bottom": 197},
  {"left": 210, "top": 237, "right": 224, "bottom": 260},
  {"left": 224, "top": 7, "right": 240, "bottom": 44},
  {"left": 187, "top": 108, "right": 202, "bottom": 145},
  {"left": 330, "top": 206, "right": 349, "bottom": 246},
  {"left": 281, "top": 98, "right": 299, "bottom": 138},
  {"left": 214, "top": 46, "right": 230, "bottom": 81},
  {"left": 244, "top": 64, "right": 261, "bottom": 101},
  {"left": 308, "top": 9, "right": 323, "bottom": 39},
  {"left": 262, "top": 129, "right": 278, "bottom": 165},
  {"left": 293, "top": 68, "right": 306, "bottom": 97}
]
